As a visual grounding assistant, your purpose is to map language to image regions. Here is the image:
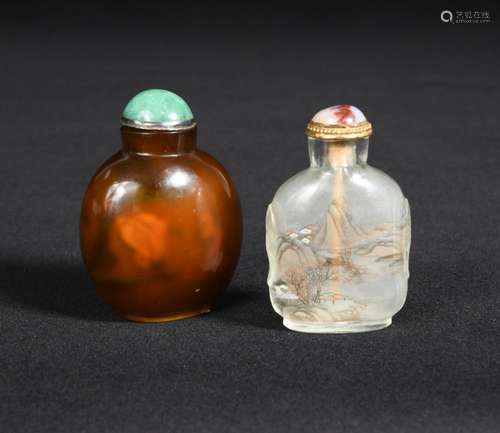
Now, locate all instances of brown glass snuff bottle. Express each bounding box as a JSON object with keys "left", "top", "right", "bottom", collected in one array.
[{"left": 80, "top": 89, "right": 242, "bottom": 322}]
